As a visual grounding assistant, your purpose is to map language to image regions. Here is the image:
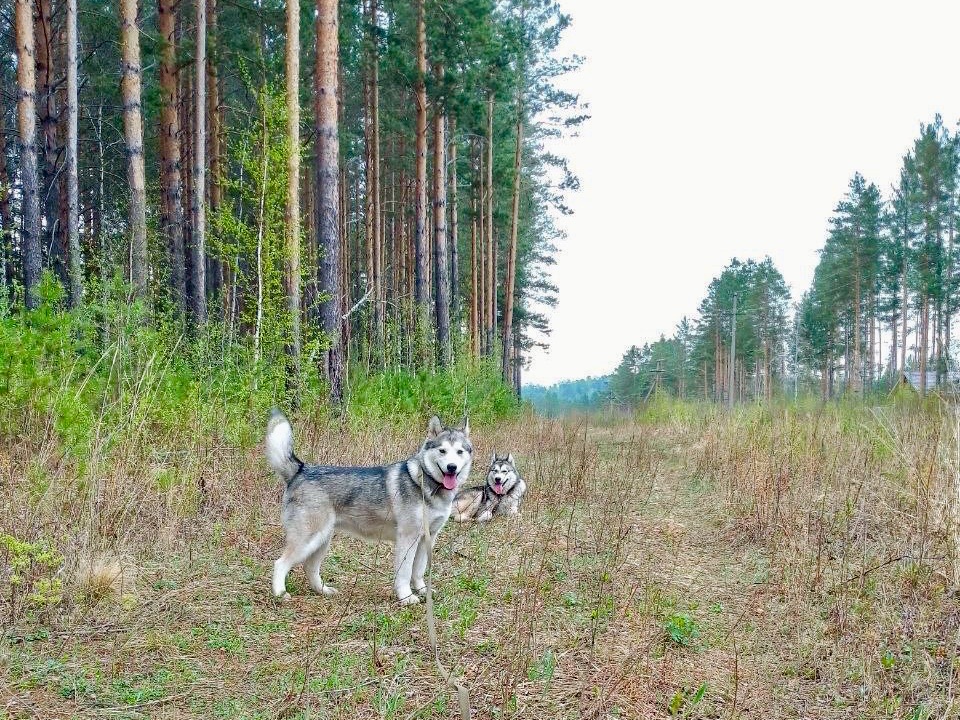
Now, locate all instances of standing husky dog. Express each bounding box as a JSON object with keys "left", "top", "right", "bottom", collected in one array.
[
  {"left": 265, "top": 411, "right": 473, "bottom": 605},
  {"left": 452, "top": 453, "right": 525, "bottom": 523}
]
